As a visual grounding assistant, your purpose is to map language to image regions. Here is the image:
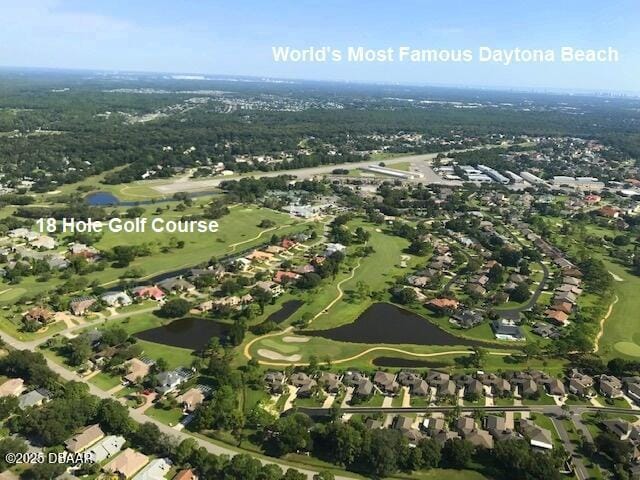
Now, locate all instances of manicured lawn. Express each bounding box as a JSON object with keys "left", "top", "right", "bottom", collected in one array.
[
  {"left": 145, "top": 405, "right": 184, "bottom": 426},
  {"left": 530, "top": 413, "right": 560, "bottom": 442},
  {"left": 89, "top": 371, "right": 122, "bottom": 391},
  {"left": 493, "top": 396, "right": 514, "bottom": 407},
  {"left": 136, "top": 339, "right": 195, "bottom": 370},
  {"left": 242, "top": 387, "right": 269, "bottom": 413},
  {"left": 0, "top": 315, "right": 65, "bottom": 341},
  {"left": 597, "top": 259, "right": 640, "bottom": 360},
  {"left": 522, "top": 394, "right": 557, "bottom": 406}
]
